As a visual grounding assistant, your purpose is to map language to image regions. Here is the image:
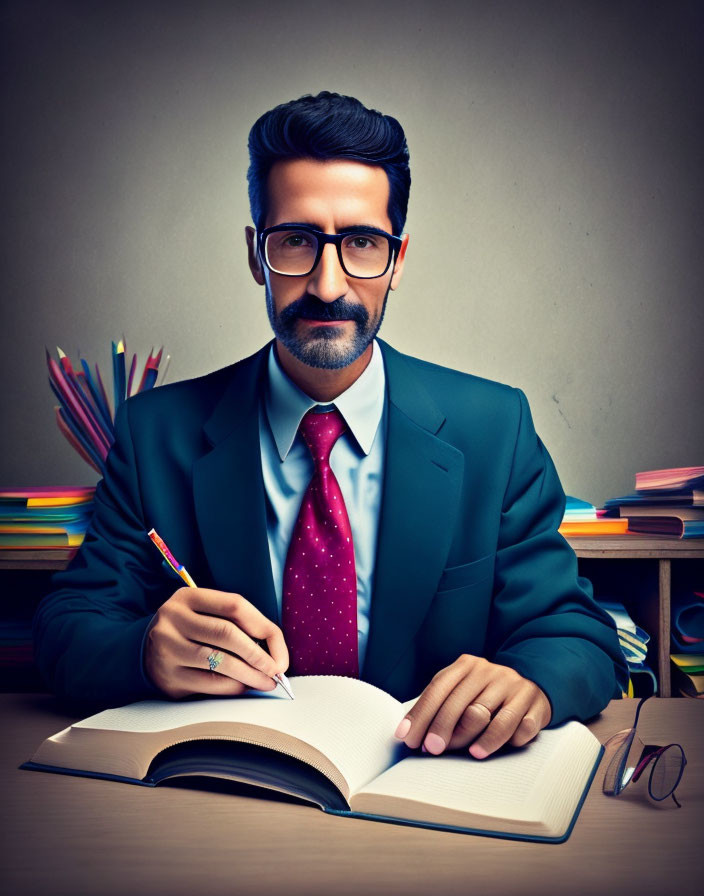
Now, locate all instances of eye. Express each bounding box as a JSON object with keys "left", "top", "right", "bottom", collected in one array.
[
  {"left": 282, "top": 232, "right": 313, "bottom": 249},
  {"left": 343, "top": 234, "right": 378, "bottom": 250}
]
